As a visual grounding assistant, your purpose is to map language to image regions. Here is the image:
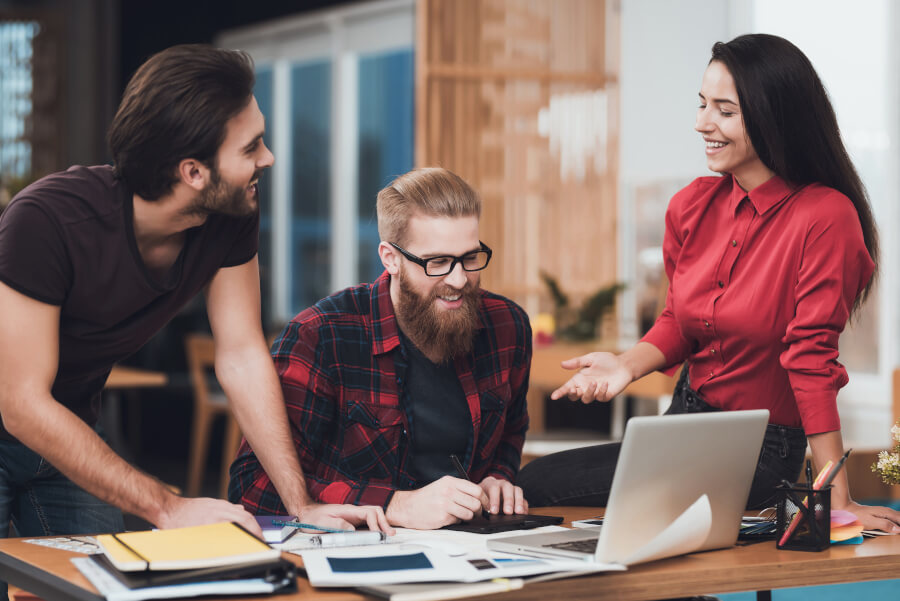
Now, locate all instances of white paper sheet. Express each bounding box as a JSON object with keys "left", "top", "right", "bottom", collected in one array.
[
  {"left": 619, "top": 494, "right": 713, "bottom": 566},
  {"left": 71, "top": 558, "right": 281, "bottom": 601},
  {"left": 300, "top": 544, "right": 617, "bottom": 587}
]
